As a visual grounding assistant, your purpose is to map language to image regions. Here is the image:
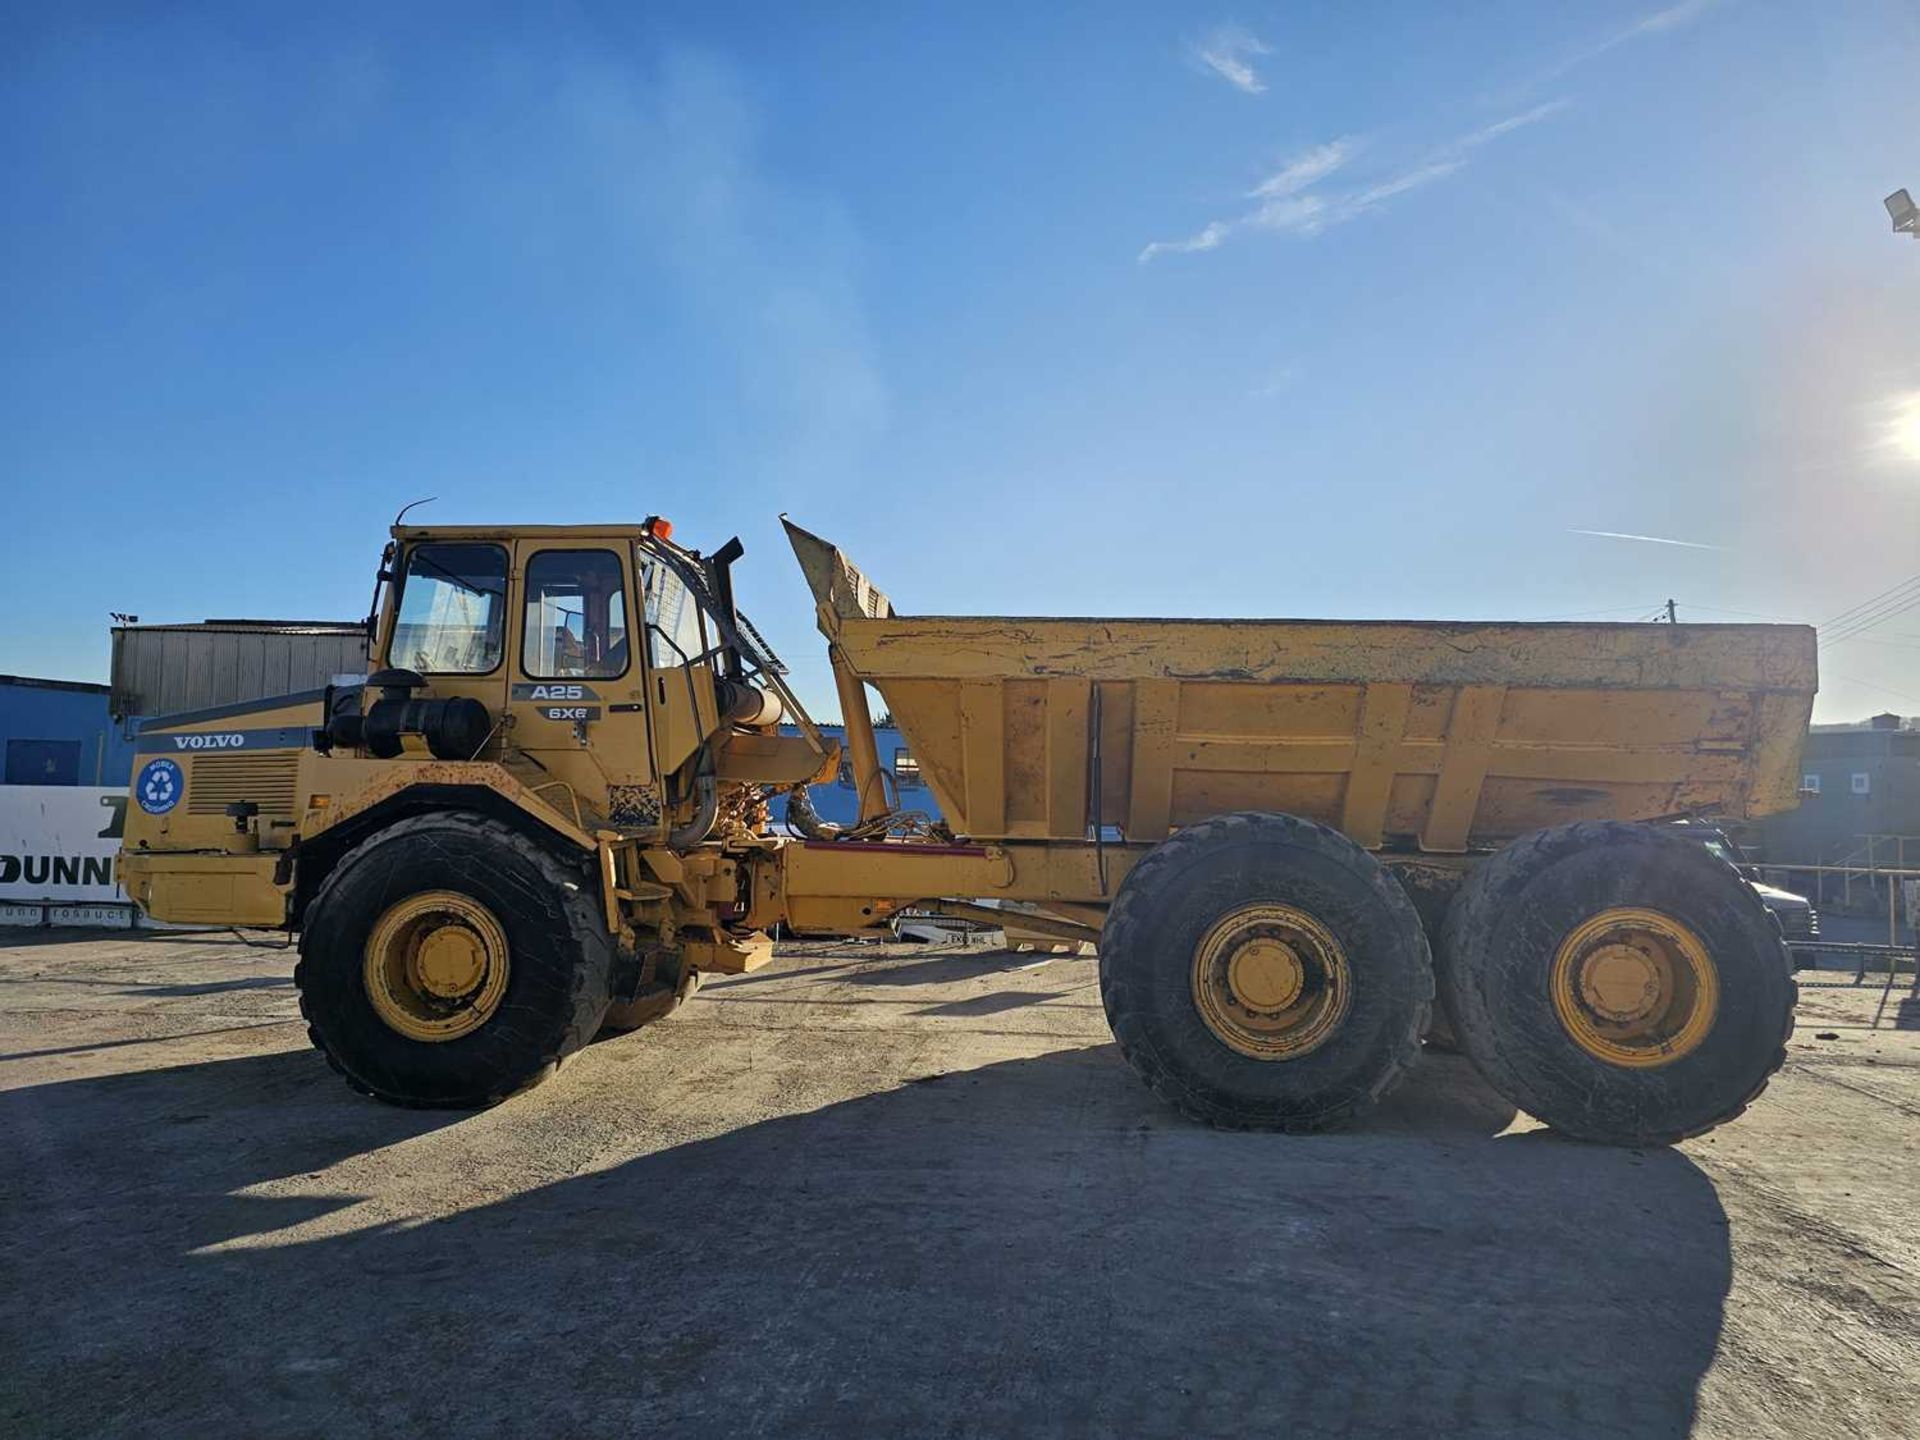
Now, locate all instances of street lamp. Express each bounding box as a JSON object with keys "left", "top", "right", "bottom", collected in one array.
[{"left": 1887, "top": 188, "right": 1919, "bottom": 238}]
